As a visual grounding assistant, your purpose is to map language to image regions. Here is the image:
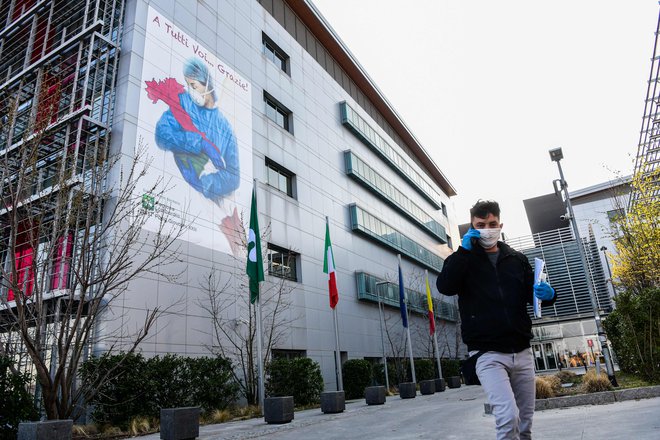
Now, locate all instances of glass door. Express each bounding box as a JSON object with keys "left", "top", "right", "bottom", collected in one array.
[
  {"left": 544, "top": 342, "right": 557, "bottom": 370},
  {"left": 532, "top": 343, "right": 545, "bottom": 371}
]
